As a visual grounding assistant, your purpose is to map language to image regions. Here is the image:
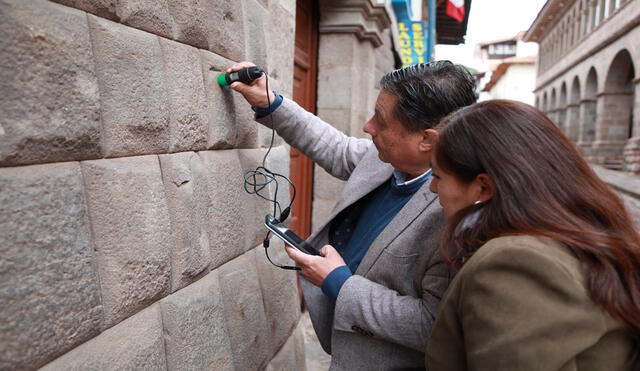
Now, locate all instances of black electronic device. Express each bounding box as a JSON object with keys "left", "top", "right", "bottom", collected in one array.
[
  {"left": 216, "top": 66, "right": 264, "bottom": 86},
  {"left": 264, "top": 215, "right": 320, "bottom": 256}
]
